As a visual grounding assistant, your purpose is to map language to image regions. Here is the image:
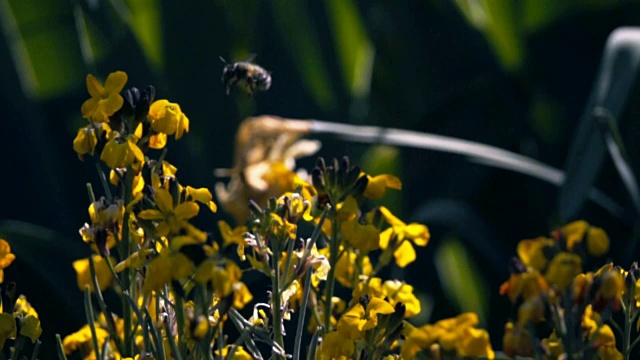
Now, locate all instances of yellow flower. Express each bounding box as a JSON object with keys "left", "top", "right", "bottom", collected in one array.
[
  {"left": 73, "top": 123, "right": 111, "bottom": 160},
  {"left": 81, "top": 71, "right": 127, "bottom": 123},
  {"left": 552, "top": 220, "right": 589, "bottom": 250},
  {"left": 517, "top": 237, "right": 554, "bottom": 271},
  {"left": 20, "top": 315, "right": 42, "bottom": 343},
  {"left": 335, "top": 250, "right": 372, "bottom": 288},
  {"left": 541, "top": 331, "right": 564, "bottom": 358},
  {"left": 100, "top": 133, "right": 144, "bottom": 169},
  {"left": 379, "top": 207, "right": 430, "bottom": 267},
  {"left": 587, "top": 226, "right": 609, "bottom": 257},
  {"left": 545, "top": 252, "right": 582, "bottom": 290},
  {"left": 138, "top": 188, "right": 199, "bottom": 237},
  {"left": 432, "top": 312, "right": 479, "bottom": 351},
  {"left": 0, "top": 313, "right": 16, "bottom": 348},
  {"left": 185, "top": 186, "right": 217, "bottom": 213},
  {"left": 148, "top": 100, "right": 190, "bottom": 139},
  {"left": 72, "top": 255, "right": 115, "bottom": 292},
  {"left": 401, "top": 322, "right": 439, "bottom": 359},
  {"left": 142, "top": 249, "right": 194, "bottom": 293},
  {"left": 503, "top": 322, "right": 534, "bottom": 357},
  {"left": 458, "top": 327, "right": 495, "bottom": 359},
  {"left": 14, "top": 295, "right": 38, "bottom": 319},
  {"left": 232, "top": 282, "right": 253, "bottom": 310},
  {"left": 340, "top": 218, "right": 380, "bottom": 252},
  {"left": 63, "top": 323, "right": 110, "bottom": 356},
  {"left": 381, "top": 280, "right": 421, "bottom": 318},
  {"left": 214, "top": 345, "right": 253, "bottom": 360},
  {"left": 337, "top": 297, "right": 395, "bottom": 340},
  {"left": 500, "top": 271, "right": 549, "bottom": 303},
  {"left": 114, "top": 248, "right": 154, "bottom": 272},
  {"left": 363, "top": 173, "right": 402, "bottom": 199},
  {"left": 318, "top": 331, "right": 355, "bottom": 360},
  {"left": 0, "top": 239, "right": 16, "bottom": 284},
  {"left": 194, "top": 260, "right": 242, "bottom": 298}
]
